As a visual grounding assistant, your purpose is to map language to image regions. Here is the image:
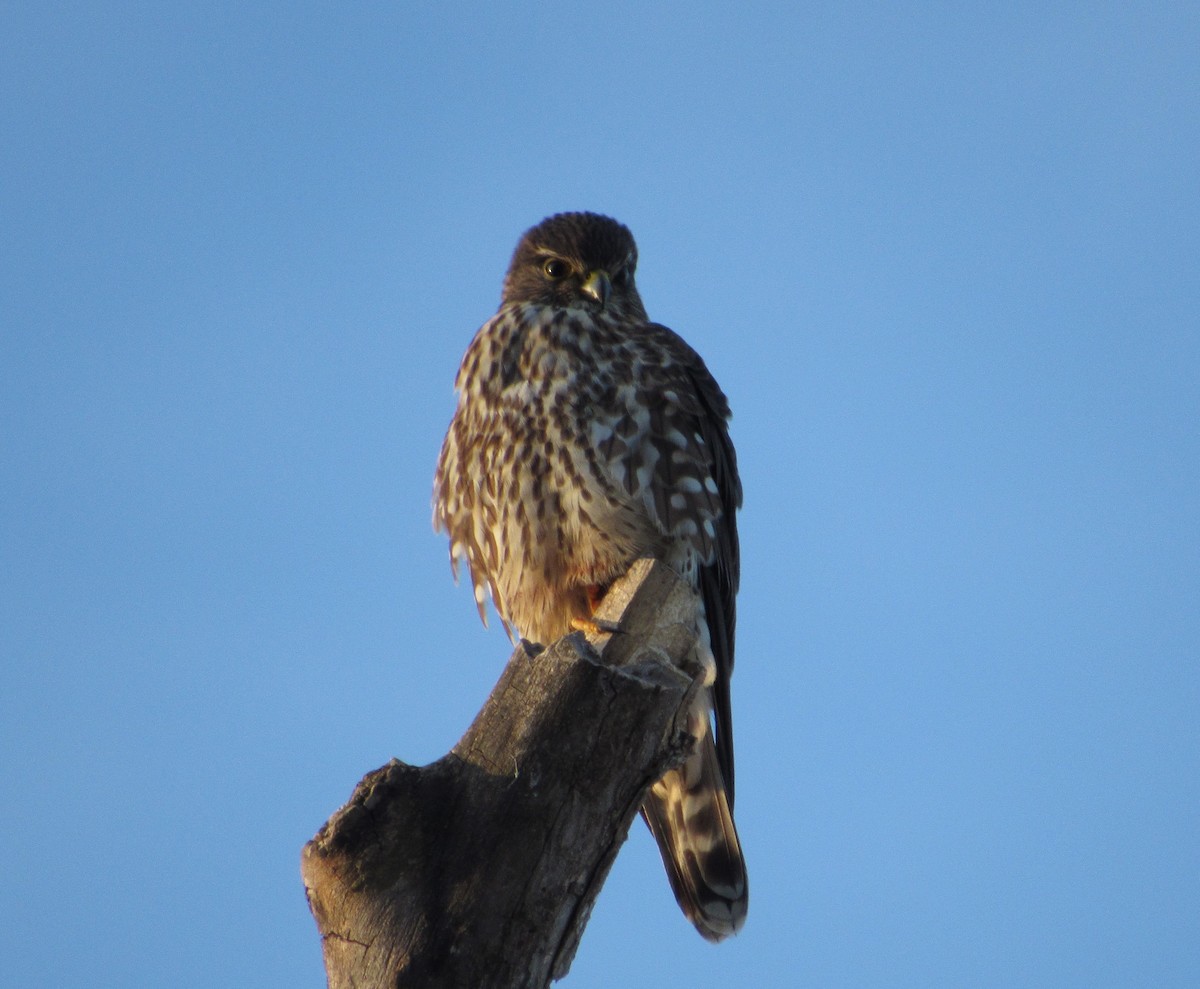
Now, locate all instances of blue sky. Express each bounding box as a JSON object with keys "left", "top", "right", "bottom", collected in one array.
[{"left": 2, "top": 3, "right": 1197, "bottom": 986}]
